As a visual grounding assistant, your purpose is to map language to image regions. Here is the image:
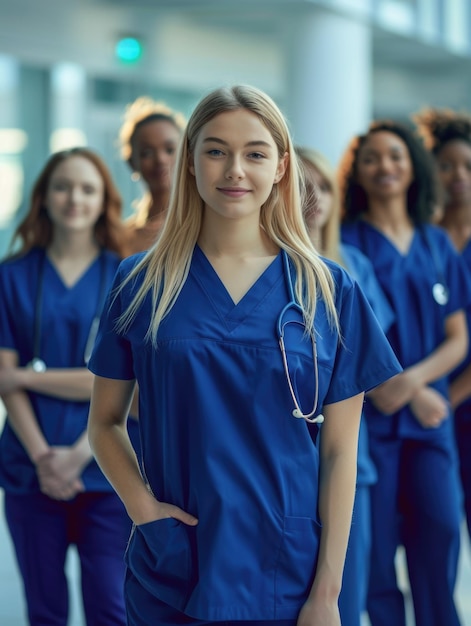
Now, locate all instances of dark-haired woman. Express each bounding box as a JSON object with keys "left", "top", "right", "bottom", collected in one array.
[
  {"left": 0, "top": 148, "right": 129, "bottom": 625},
  {"left": 415, "top": 108, "right": 471, "bottom": 545},
  {"left": 339, "top": 121, "right": 470, "bottom": 626},
  {"left": 119, "top": 97, "right": 186, "bottom": 254}
]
